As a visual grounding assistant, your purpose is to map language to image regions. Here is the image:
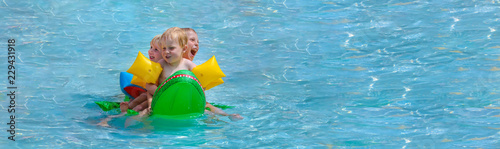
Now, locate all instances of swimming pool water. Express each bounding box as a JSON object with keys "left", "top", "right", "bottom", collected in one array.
[{"left": 1, "top": 0, "right": 500, "bottom": 148}]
